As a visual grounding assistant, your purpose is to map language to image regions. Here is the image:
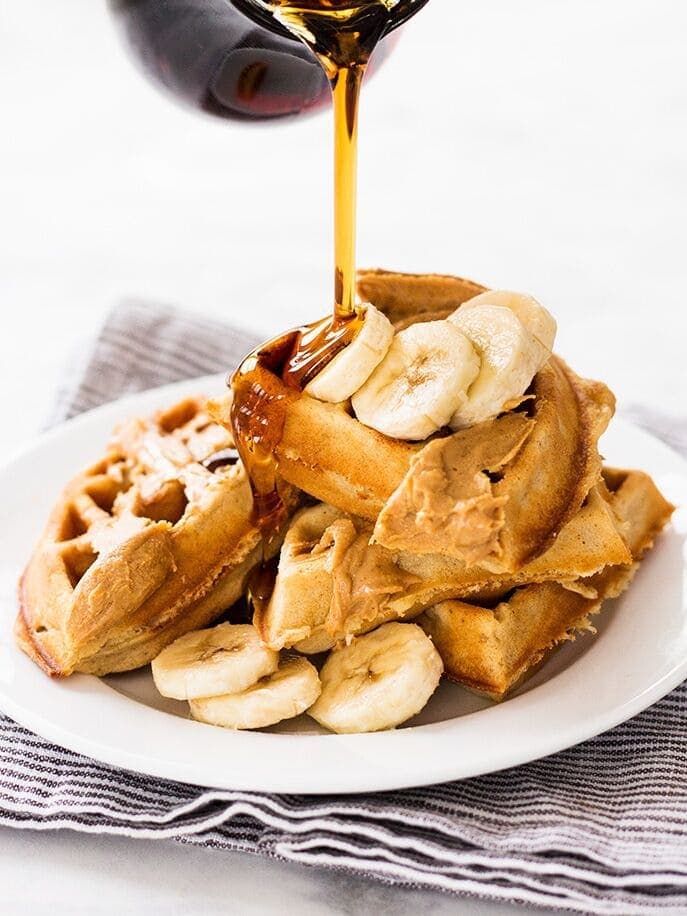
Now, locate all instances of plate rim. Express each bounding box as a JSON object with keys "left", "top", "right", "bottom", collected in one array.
[{"left": 0, "top": 374, "right": 684, "bottom": 794}]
